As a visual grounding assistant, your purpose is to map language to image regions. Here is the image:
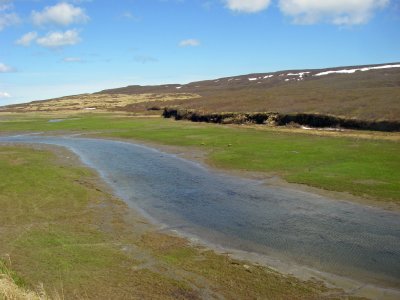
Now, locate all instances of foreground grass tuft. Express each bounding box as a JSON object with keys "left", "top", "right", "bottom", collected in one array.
[
  {"left": 0, "top": 275, "right": 45, "bottom": 300},
  {"left": 0, "top": 260, "right": 50, "bottom": 300}
]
